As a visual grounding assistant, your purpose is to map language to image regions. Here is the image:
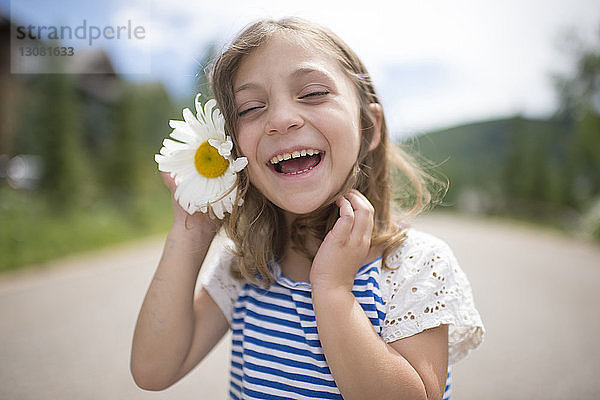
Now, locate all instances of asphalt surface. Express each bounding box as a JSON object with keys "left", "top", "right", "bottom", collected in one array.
[{"left": 1, "top": 214, "right": 599, "bottom": 399}]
